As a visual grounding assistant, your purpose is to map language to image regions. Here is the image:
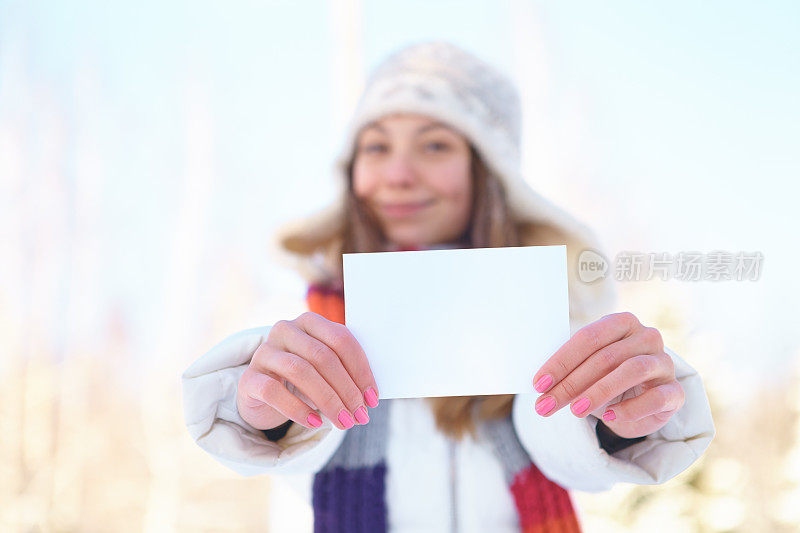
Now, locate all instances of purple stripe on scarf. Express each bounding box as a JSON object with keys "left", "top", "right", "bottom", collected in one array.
[{"left": 312, "top": 463, "right": 388, "bottom": 533}]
